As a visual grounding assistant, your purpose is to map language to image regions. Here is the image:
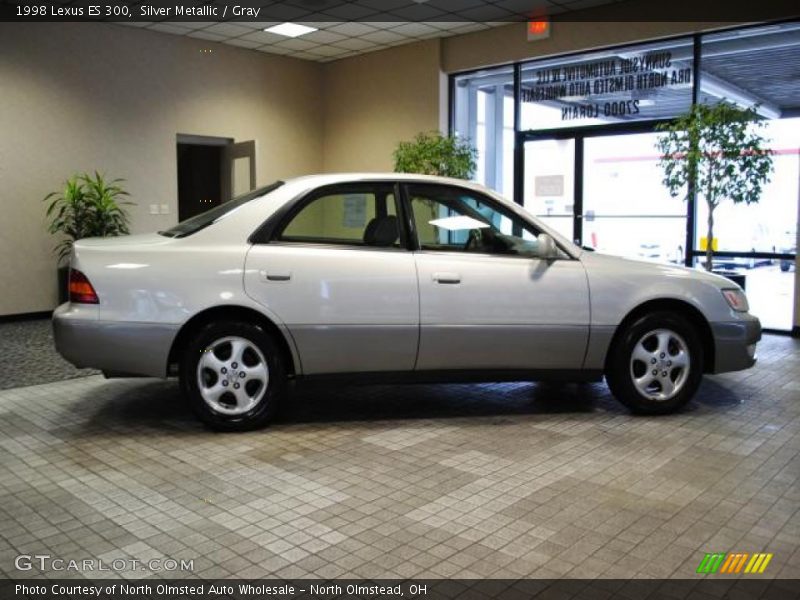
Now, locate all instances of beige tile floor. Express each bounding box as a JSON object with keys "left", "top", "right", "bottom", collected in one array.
[{"left": 0, "top": 335, "right": 798, "bottom": 580}]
